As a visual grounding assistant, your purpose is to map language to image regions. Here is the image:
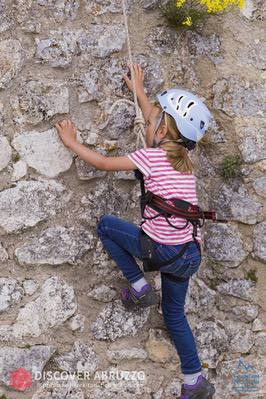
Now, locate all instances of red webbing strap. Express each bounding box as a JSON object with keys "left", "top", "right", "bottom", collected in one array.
[{"left": 151, "top": 195, "right": 216, "bottom": 221}]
